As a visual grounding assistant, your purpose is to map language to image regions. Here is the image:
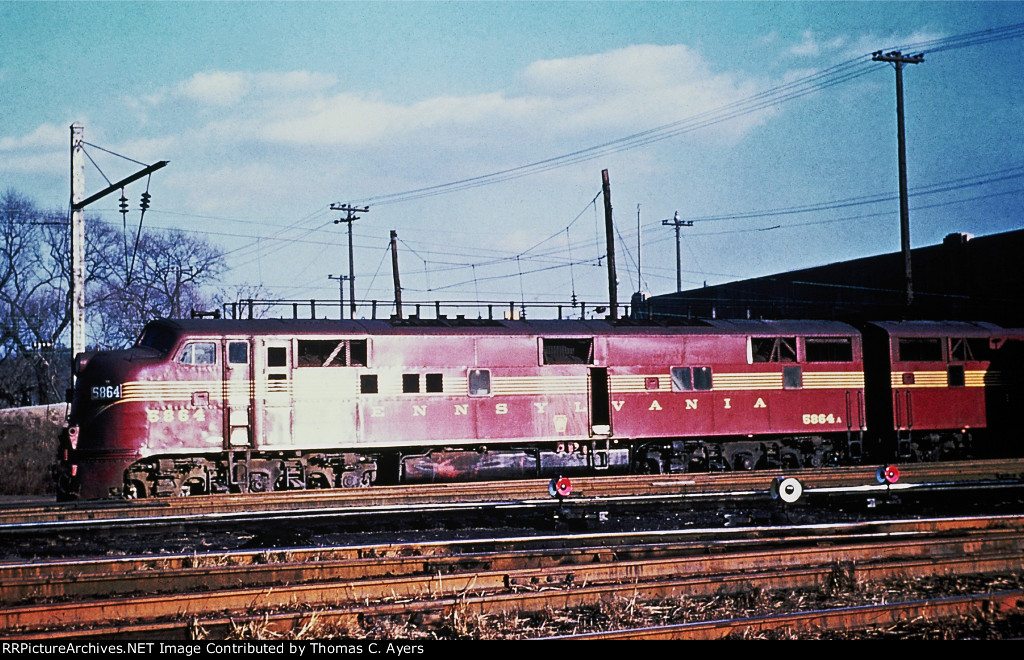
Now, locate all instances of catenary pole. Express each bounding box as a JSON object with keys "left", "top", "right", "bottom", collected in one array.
[{"left": 602, "top": 169, "right": 617, "bottom": 319}]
